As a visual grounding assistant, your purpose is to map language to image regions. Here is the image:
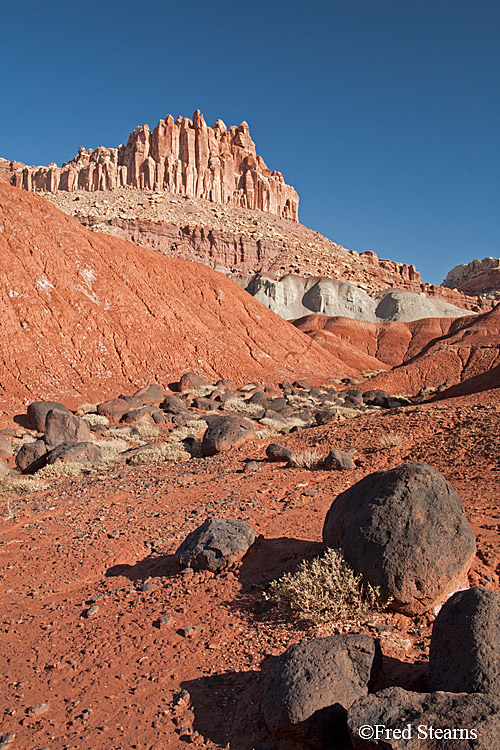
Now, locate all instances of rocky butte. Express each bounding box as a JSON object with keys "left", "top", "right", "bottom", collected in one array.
[{"left": 8, "top": 110, "right": 299, "bottom": 221}]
